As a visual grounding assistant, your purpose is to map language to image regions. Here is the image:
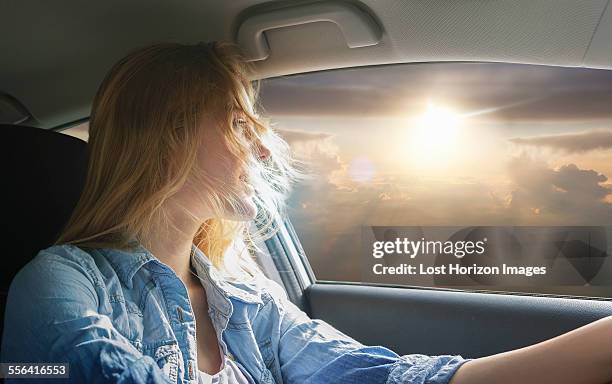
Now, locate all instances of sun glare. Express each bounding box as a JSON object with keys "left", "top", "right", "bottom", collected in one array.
[{"left": 404, "top": 103, "right": 464, "bottom": 168}]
